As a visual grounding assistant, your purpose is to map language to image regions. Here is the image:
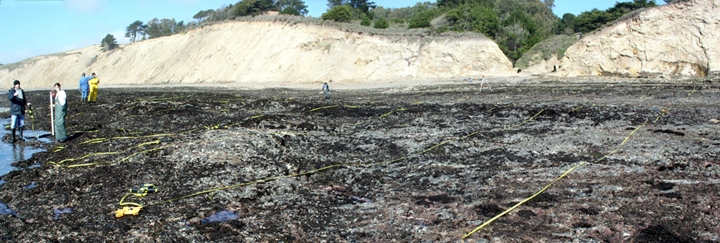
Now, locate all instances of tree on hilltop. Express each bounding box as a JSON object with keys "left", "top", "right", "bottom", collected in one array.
[
  {"left": 326, "top": 0, "right": 343, "bottom": 9},
  {"left": 325, "top": 0, "right": 376, "bottom": 18},
  {"left": 570, "top": 0, "right": 657, "bottom": 34},
  {"left": 101, "top": 34, "right": 118, "bottom": 51},
  {"left": 556, "top": 13, "right": 576, "bottom": 34},
  {"left": 544, "top": 0, "right": 555, "bottom": 10},
  {"left": 138, "top": 24, "right": 149, "bottom": 40},
  {"left": 175, "top": 21, "right": 186, "bottom": 33},
  {"left": 233, "top": 0, "right": 275, "bottom": 17},
  {"left": 280, "top": 6, "right": 301, "bottom": 15},
  {"left": 145, "top": 18, "right": 183, "bottom": 38},
  {"left": 350, "top": 0, "right": 376, "bottom": 14},
  {"left": 193, "top": 9, "right": 216, "bottom": 22},
  {"left": 322, "top": 5, "right": 352, "bottom": 22},
  {"left": 206, "top": 4, "right": 234, "bottom": 22},
  {"left": 125, "top": 20, "right": 144, "bottom": 42},
  {"left": 276, "top": 0, "right": 308, "bottom": 16}
]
